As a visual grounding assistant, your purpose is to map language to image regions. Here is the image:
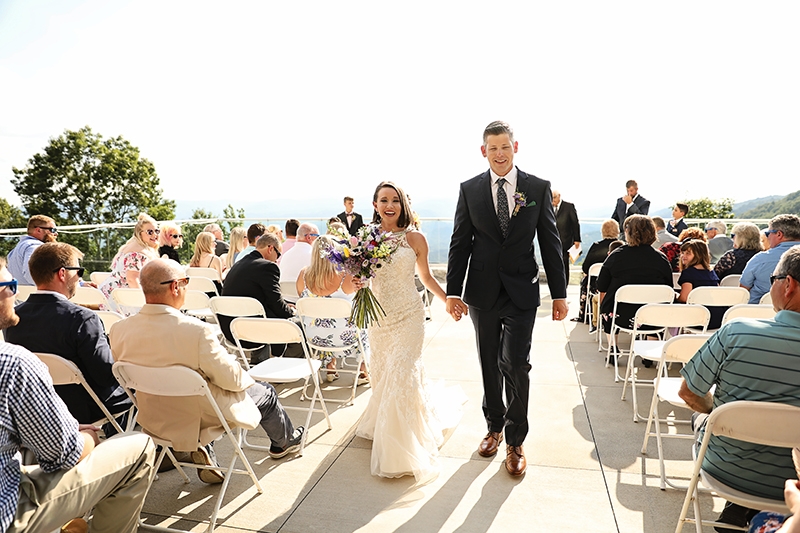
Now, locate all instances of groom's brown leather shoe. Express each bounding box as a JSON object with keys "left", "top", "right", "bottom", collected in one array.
[
  {"left": 478, "top": 431, "right": 503, "bottom": 457},
  {"left": 505, "top": 445, "right": 527, "bottom": 476}
]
